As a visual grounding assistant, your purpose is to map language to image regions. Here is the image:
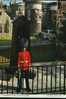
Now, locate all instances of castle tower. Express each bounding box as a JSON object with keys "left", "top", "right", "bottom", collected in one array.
[{"left": 24, "top": 0, "right": 43, "bottom": 34}]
